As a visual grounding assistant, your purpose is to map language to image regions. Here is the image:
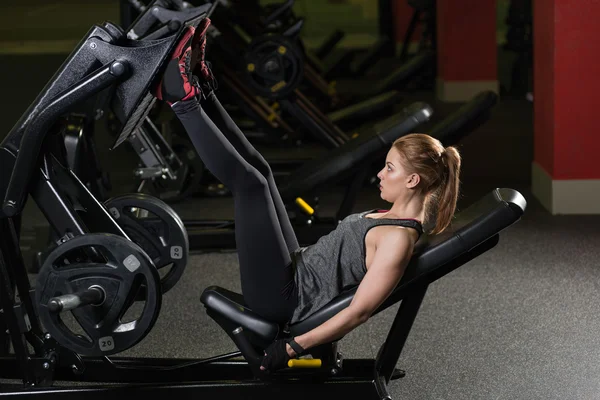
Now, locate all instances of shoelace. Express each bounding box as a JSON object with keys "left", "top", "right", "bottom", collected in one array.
[
  {"left": 178, "top": 47, "right": 201, "bottom": 97},
  {"left": 180, "top": 49, "right": 192, "bottom": 78}
]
